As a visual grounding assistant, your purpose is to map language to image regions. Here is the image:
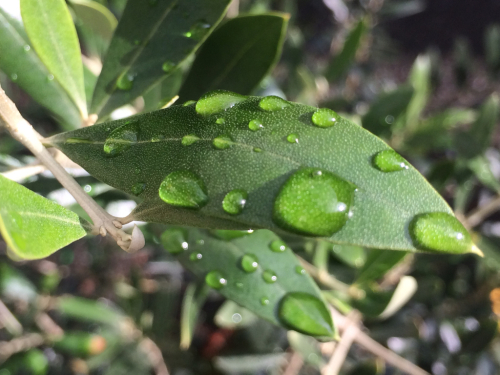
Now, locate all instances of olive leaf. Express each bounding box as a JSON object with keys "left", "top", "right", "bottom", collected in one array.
[{"left": 48, "top": 91, "right": 479, "bottom": 255}]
